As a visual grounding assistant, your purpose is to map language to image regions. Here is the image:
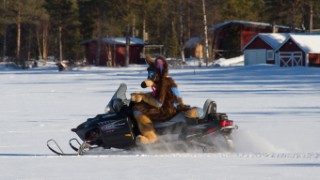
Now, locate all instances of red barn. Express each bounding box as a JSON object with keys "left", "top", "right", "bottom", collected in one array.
[
  {"left": 209, "top": 20, "right": 300, "bottom": 59},
  {"left": 80, "top": 37, "right": 147, "bottom": 66},
  {"left": 242, "top": 33, "right": 288, "bottom": 65},
  {"left": 276, "top": 34, "right": 320, "bottom": 67}
]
